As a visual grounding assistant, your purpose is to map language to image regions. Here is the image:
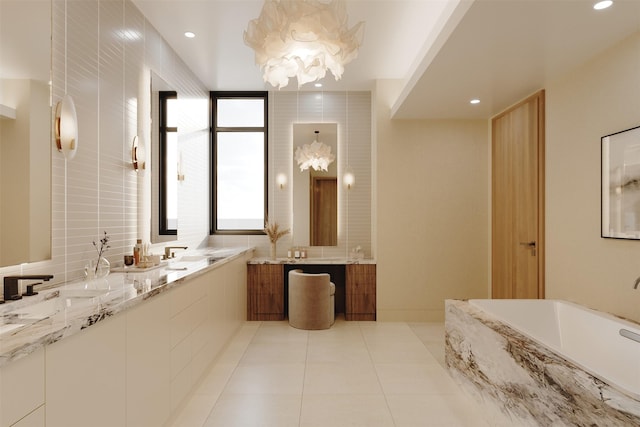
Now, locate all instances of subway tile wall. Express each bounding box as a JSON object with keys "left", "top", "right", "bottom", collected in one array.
[{"left": 0, "top": 0, "right": 373, "bottom": 292}]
